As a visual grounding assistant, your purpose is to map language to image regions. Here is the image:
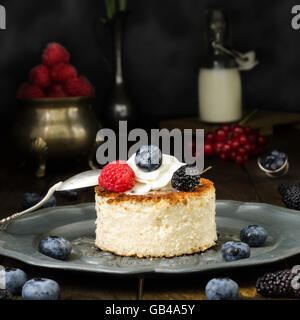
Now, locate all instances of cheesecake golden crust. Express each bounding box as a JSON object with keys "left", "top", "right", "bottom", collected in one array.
[
  {"left": 94, "top": 178, "right": 214, "bottom": 204},
  {"left": 94, "top": 178, "right": 217, "bottom": 258}
]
